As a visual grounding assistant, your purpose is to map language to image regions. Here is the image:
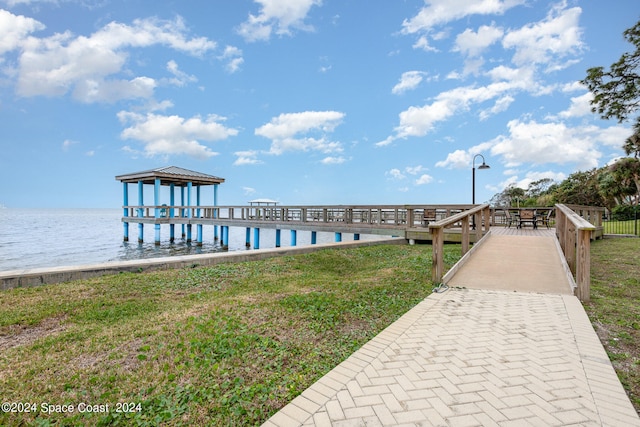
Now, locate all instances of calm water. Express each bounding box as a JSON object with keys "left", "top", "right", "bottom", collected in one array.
[{"left": 0, "top": 208, "right": 381, "bottom": 272}]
